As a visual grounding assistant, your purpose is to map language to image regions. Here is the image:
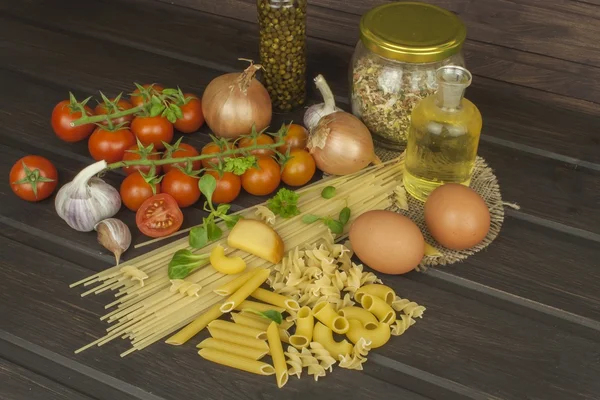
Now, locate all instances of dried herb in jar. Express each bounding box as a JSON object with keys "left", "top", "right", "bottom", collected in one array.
[{"left": 257, "top": 0, "right": 307, "bottom": 112}]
